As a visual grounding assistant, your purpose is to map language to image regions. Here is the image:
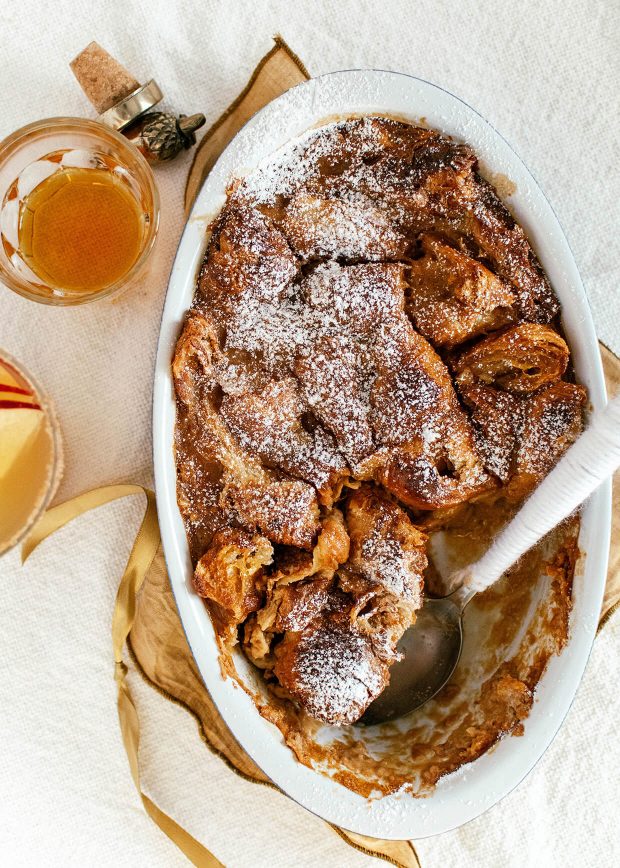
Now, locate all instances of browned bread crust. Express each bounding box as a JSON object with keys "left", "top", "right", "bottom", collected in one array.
[
  {"left": 173, "top": 117, "right": 584, "bottom": 725},
  {"left": 454, "top": 323, "right": 570, "bottom": 393}
]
